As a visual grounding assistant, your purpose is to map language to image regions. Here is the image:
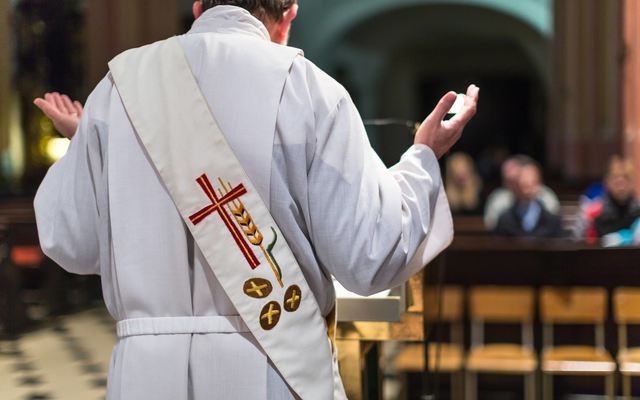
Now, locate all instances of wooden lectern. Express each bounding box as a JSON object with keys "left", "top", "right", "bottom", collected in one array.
[{"left": 335, "top": 273, "right": 425, "bottom": 399}]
